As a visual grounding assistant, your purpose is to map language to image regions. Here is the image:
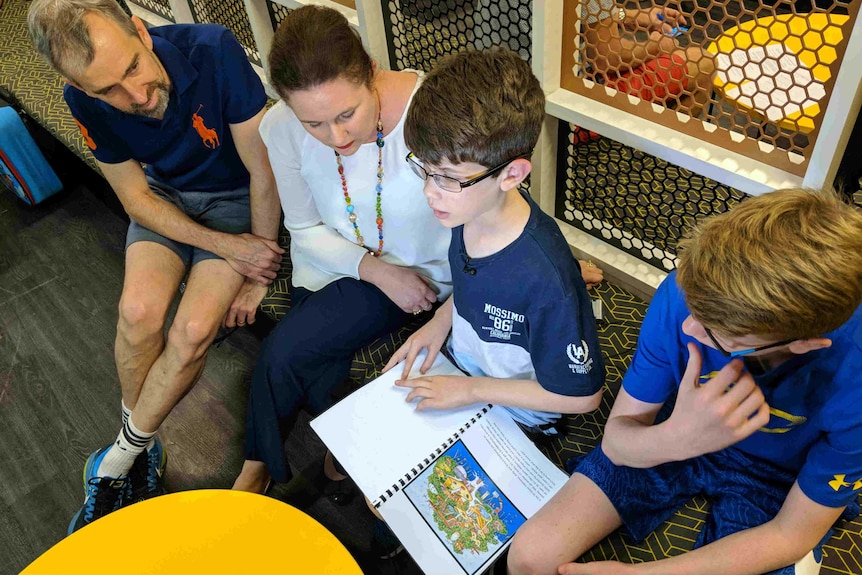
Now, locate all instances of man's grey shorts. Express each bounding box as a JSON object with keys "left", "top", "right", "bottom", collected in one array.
[{"left": 126, "top": 177, "right": 252, "bottom": 268}]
